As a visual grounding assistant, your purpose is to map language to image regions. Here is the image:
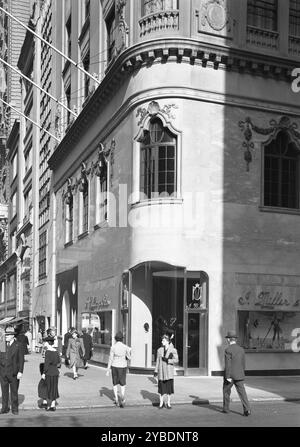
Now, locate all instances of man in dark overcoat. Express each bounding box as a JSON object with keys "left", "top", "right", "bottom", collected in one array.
[
  {"left": 0, "top": 326, "right": 25, "bottom": 415},
  {"left": 81, "top": 327, "right": 93, "bottom": 369},
  {"left": 222, "top": 330, "right": 251, "bottom": 416}
]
